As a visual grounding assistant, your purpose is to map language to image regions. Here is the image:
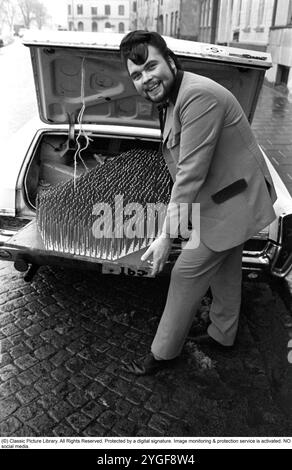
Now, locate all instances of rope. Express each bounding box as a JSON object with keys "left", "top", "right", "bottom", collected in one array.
[{"left": 73, "top": 57, "right": 91, "bottom": 189}]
